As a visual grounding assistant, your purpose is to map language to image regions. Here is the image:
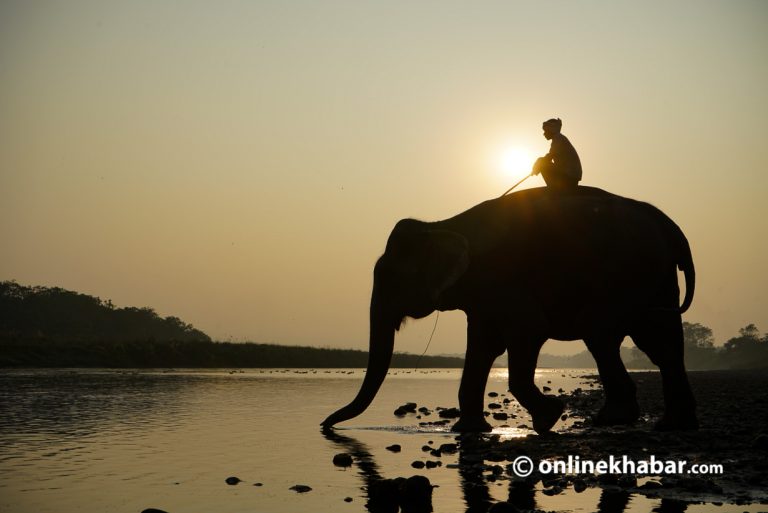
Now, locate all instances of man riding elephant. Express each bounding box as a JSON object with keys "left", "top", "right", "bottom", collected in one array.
[{"left": 533, "top": 118, "right": 582, "bottom": 189}]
